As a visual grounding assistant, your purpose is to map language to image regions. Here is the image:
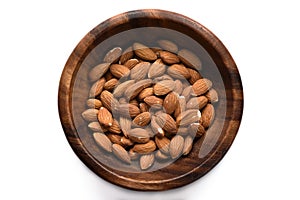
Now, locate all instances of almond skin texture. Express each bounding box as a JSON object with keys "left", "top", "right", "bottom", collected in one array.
[
  {"left": 155, "top": 113, "right": 177, "bottom": 134},
  {"left": 151, "top": 116, "right": 165, "bottom": 137},
  {"left": 138, "top": 87, "right": 154, "bottom": 100},
  {"left": 144, "top": 96, "right": 163, "bottom": 109},
  {"left": 169, "top": 135, "right": 184, "bottom": 159},
  {"left": 88, "top": 63, "right": 110, "bottom": 82},
  {"left": 88, "top": 121, "right": 106, "bottom": 132},
  {"left": 157, "top": 39, "right": 178, "bottom": 53},
  {"left": 186, "top": 96, "right": 208, "bottom": 110},
  {"left": 113, "top": 80, "right": 135, "bottom": 98},
  {"left": 103, "top": 47, "right": 122, "bottom": 63},
  {"left": 189, "top": 123, "right": 206, "bottom": 137},
  {"left": 97, "top": 107, "right": 113, "bottom": 127},
  {"left": 148, "top": 59, "right": 166, "bottom": 78},
  {"left": 103, "top": 78, "right": 118, "bottom": 91},
  {"left": 176, "top": 109, "right": 201, "bottom": 126},
  {"left": 124, "top": 58, "right": 139, "bottom": 69},
  {"left": 153, "top": 80, "right": 175, "bottom": 96},
  {"left": 159, "top": 51, "right": 180, "bottom": 65},
  {"left": 128, "top": 128, "right": 150, "bottom": 144},
  {"left": 107, "top": 134, "right": 122, "bottom": 145},
  {"left": 100, "top": 90, "right": 119, "bottom": 112},
  {"left": 140, "top": 153, "right": 155, "bottom": 170},
  {"left": 174, "top": 96, "right": 187, "bottom": 118},
  {"left": 167, "top": 64, "right": 191, "bottom": 79},
  {"left": 130, "top": 62, "right": 151, "bottom": 81},
  {"left": 107, "top": 119, "right": 121, "bottom": 134},
  {"left": 89, "top": 77, "right": 106, "bottom": 97},
  {"left": 132, "top": 140, "right": 156, "bottom": 154},
  {"left": 133, "top": 43, "right": 157, "bottom": 61},
  {"left": 192, "top": 78, "right": 213, "bottom": 96},
  {"left": 163, "top": 92, "right": 179, "bottom": 114},
  {"left": 155, "top": 136, "right": 170, "bottom": 154},
  {"left": 178, "top": 49, "right": 202, "bottom": 70},
  {"left": 120, "top": 46, "right": 134, "bottom": 64},
  {"left": 86, "top": 98, "right": 102, "bottom": 109},
  {"left": 82, "top": 109, "right": 98, "bottom": 122},
  {"left": 205, "top": 88, "right": 219, "bottom": 103},
  {"left": 109, "top": 64, "right": 130, "bottom": 78},
  {"left": 132, "top": 112, "right": 151, "bottom": 127},
  {"left": 112, "top": 144, "right": 131, "bottom": 164},
  {"left": 188, "top": 68, "right": 203, "bottom": 84},
  {"left": 173, "top": 80, "right": 183, "bottom": 95},
  {"left": 119, "top": 117, "right": 131, "bottom": 137},
  {"left": 118, "top": 103, "right": 141, "bottom": 118},
  {"left": 183, "top": 135, "right": 193, "bottom": 155},
  {"left": 200, "top": 103, "right": 215, "bottom": 129},
  {"left": 124, "top": 79, "right": 153, "bottom": 100},
  {"left": 93, "top": 132, "right": 112, "bottom": 153}
]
